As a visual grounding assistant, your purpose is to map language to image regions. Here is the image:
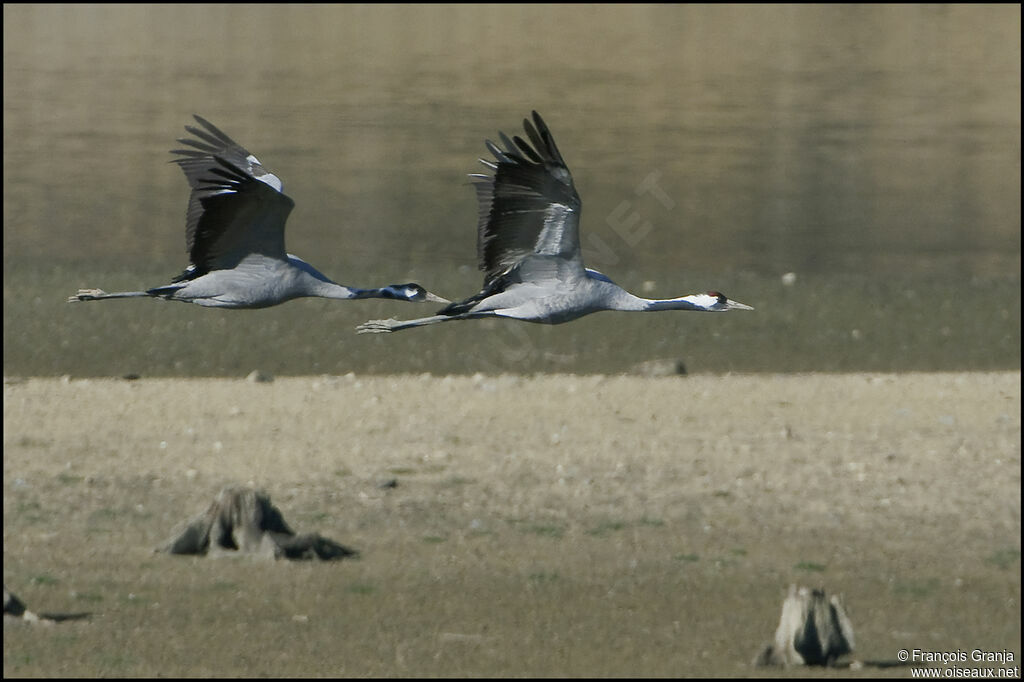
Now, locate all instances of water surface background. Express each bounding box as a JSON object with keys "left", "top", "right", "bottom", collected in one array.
[{"left": 3, "top": 4, "right": 1019, "bottom": 376}]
